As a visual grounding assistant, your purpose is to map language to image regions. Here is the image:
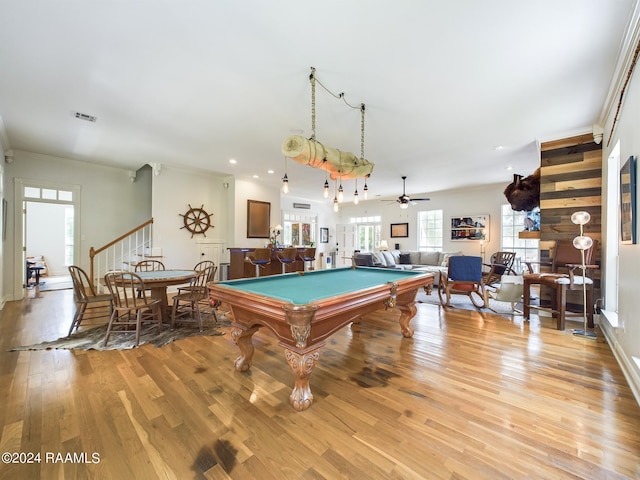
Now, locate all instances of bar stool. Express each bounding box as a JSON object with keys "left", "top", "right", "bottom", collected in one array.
[
  {"left": 298, "top": 247, "right": 316, "bottom": 271},
  {"left": 276, "top": 247, "right": 298, "bottom": 274},
  {"left": 245, "top": 248, "right": 272, "bottom": 277}
]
